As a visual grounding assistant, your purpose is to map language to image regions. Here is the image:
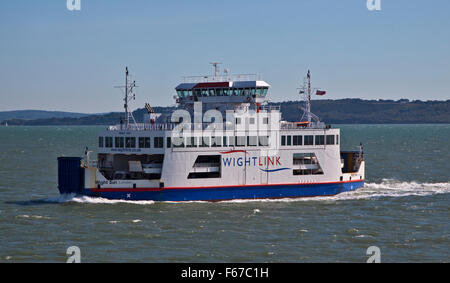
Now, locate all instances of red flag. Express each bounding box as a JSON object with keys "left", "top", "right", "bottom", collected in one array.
[{"left": 316, "top": 90, "right": 326, "bottom": 96}]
